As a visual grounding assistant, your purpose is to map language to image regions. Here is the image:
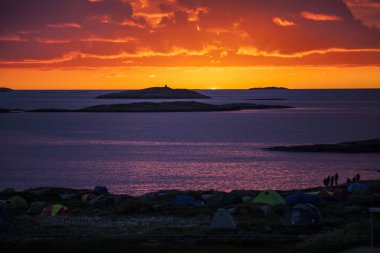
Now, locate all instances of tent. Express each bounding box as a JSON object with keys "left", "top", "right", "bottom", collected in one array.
[
  {"left": 0, "top": 206, "right": 10, "bottom": 221},
  {"left": 285, "top": 193, "right": 319, "bottom": 205},
  {"left": 252, "top": 190, "right": 286, "bottom": 206},
  {"left": 93, "top": 186, "right": 109, "bottom": 194},
  {"left": 209, "top": 209, "right": 236, "bottom": 229},
  {"left": 81, "top": 193, "right": 97, "bottom": 203},
  {"left": 7, "top": 196, "right": 27, "bottom": 209},
  {"left": 28, "top": 201, "right": 47, "bottom": 215},
  {"left": 347, "top": 182, "right": 369, "bottom": 194},
  {"left": 41, "top": 204, "right": 69, "bottom": 216},
  {"left": 171, "top": 195, "right": 203, "bottom": 207},
  {"left": 0, "top": 206, "right": 10, "bottom": 232},
  {"left": 285, "top": 203, "right": 321, "bottom": 225}
]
